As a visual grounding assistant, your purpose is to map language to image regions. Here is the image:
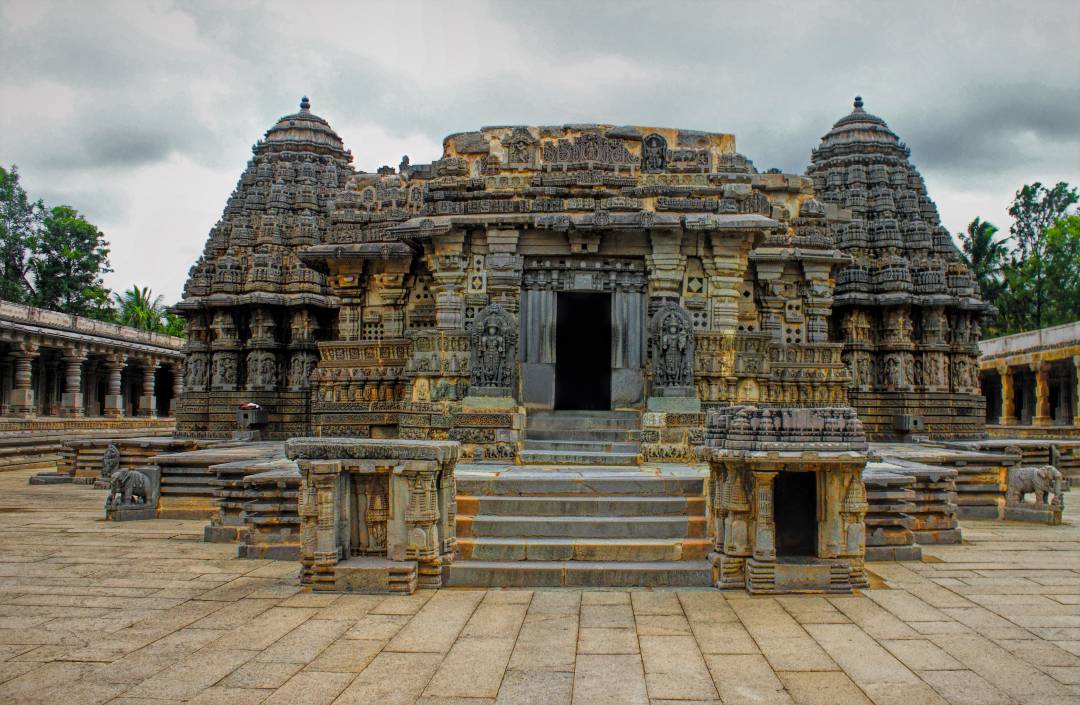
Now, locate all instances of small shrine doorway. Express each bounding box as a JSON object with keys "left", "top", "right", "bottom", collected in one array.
[
  {"left": 554, "top": 292, "right": 611, "bottom": 410},
  {"left": 774, "top": 471, "right": 818, "bottom": 557}
]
